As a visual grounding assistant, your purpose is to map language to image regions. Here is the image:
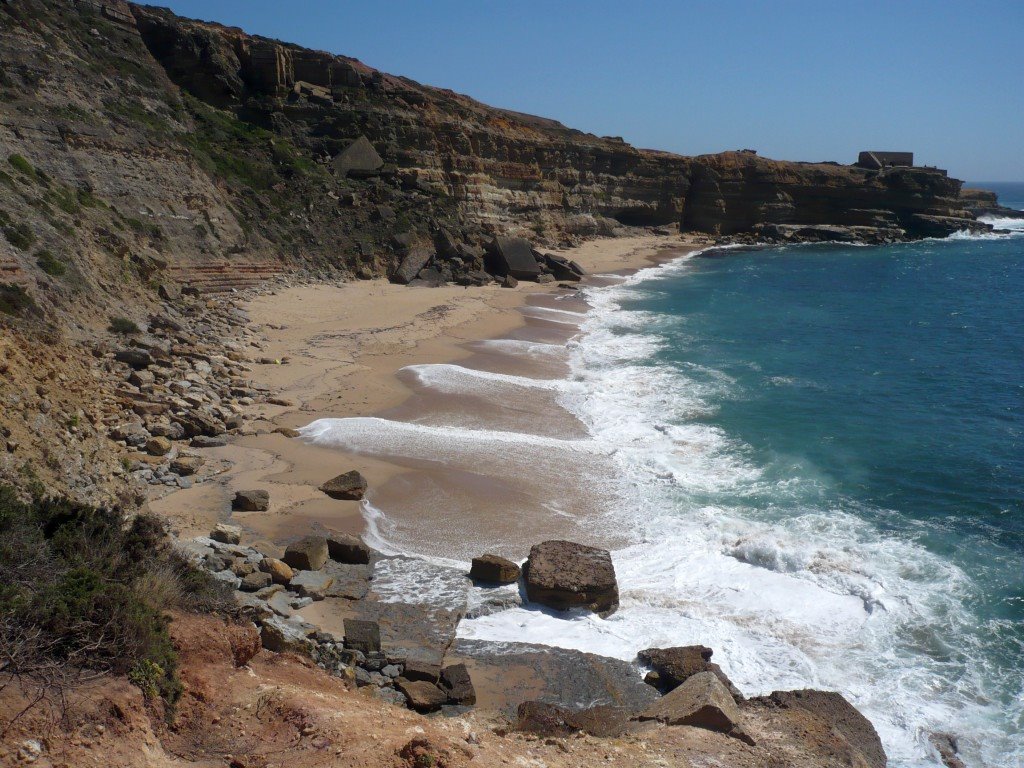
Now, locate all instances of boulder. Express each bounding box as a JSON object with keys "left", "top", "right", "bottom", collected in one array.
[
  {"left": 501, "top": 275, "right": 518, "bottom": 289},
  {"left": 396, "top": 679, "right": 448, "bottom": 713},
  {"left": 289, "top": 569, "right": 334, "bottom": 600},
  {"left": 170, "top": 455, "right": 204, "bottom": 476},
  {"left": 145, "top": 436, "right": 172, "bottom": 456},
  {"left": 765, "top": 690, "right": 885, "bottom": 768},
  {"left": 523, "top": 540, "right": 619, "bottom": 616},
  {"left": 638, "top": 646, "right": 741, "bottom": 700},
  {"left": 392, "top": 246, "right": 434, "bottom": 285},
  {"left": 260, "top": 557, "right": 294, "bottom": 585},
  {"left": 115, "top": 348, "right": 153, "bottom": 369},
  {"left": 326, "top": 534, "right": 372, "bottom": 565},
  {"left": 440, "top": 663, "right": 476, "bottom": 705},
  {"left": 319, "top": 470, "right": 367, "bottom": 500},
  {"left": 485, "top": 237, "right": 542, "bottom": 280},
  {"left": 232, "top": 489, "right": 269, "bottom": 512},
  {"left": 260, "top": 615, "right": 315, "bottom": 654},
  {"left": 402, "top": 658, "right": 441, "bottom": 684},
  {"left": 469, "top": 554, "right": 521, "bottom": 584},
  {"left": 210, "top": 523, "right": 242, "bottom": 545},
  {"left": 240, "top": 571, "right": 272, "bottom": 592},
  {"left": 344, "top": 618, "right": 381, "bottom": 654},
  {"left": 930, "top": 732, "right": 965, "bottom": 768},
  {"left": 283, "top": 535, "right": 328, "bottom": 571},
  {"left": 515, "top": 701, "right": 630, "bottom": 738},
  {"left": 174, "top": 410, "right": 225, "bottom": 438},
  {"left": 637, "top": 672, "right": 752, "bottom": 744},
  {"left": 543, "top": 253, "right": 583, "bottom": 282},
  {"left": 332, "top": 135, "right": 383, "bottom": 177}
]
